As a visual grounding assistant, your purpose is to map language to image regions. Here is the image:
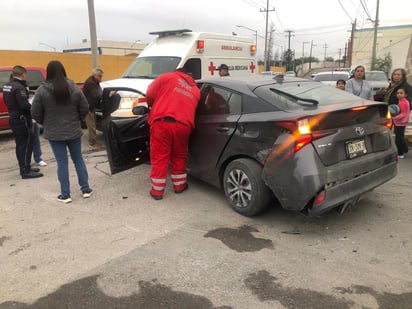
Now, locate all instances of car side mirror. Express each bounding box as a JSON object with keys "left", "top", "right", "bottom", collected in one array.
[{"left": 132, "top": 105, "right": 149, "bottom": 115}]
